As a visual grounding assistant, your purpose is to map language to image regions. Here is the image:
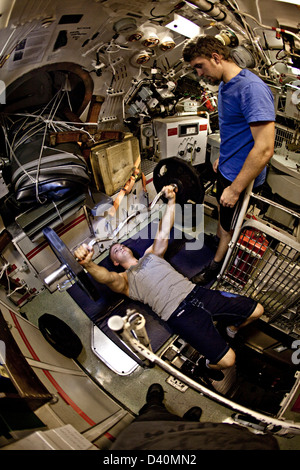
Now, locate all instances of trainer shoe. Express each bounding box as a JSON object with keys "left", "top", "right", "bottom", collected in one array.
[
  {"left": 226, "top": 326, "right": 238, "bottom": 338},
  {"left": 196, "top": 357, "right": 225, "bottom": 382},
  {"left": 191, "top": 260, "right": 222, "bottom": 285}
]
